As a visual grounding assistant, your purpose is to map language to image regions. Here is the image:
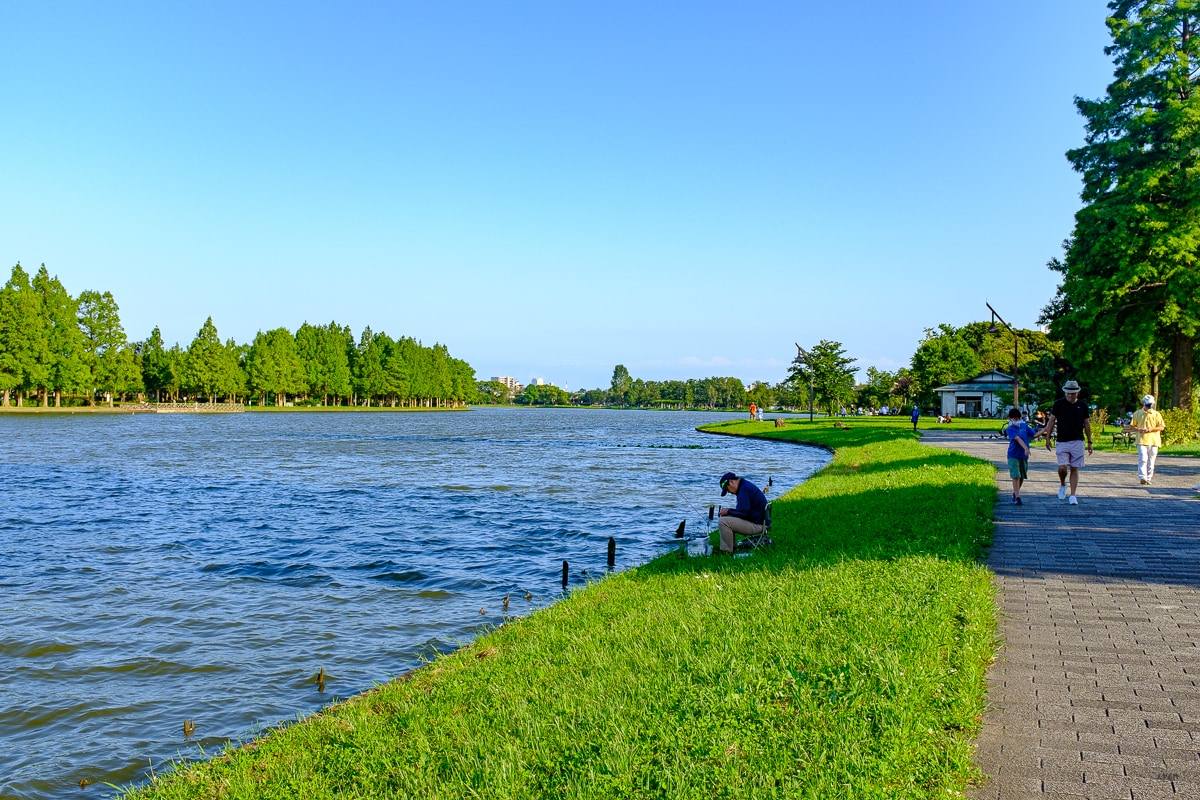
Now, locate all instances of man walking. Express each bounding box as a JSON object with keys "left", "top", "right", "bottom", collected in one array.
[
  {"left": 1037, "top": 379, "right": 1093, "bottom": 505},
  {"left": 716, "top": 472, "right": 767, "bottom": 554},
  {"left": 1131, "top": 394, "right": 1166, "bottom": 485},
  {"left": 911, "top": 404, "right": 920, "bottom": 431}
]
